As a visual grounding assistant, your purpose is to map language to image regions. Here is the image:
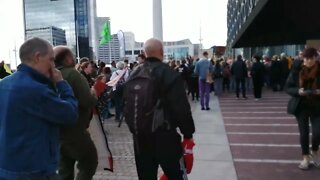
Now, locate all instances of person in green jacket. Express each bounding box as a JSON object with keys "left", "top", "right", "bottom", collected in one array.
[{"left": 53, "top": 46, "right": 98, "bottom": 180}]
